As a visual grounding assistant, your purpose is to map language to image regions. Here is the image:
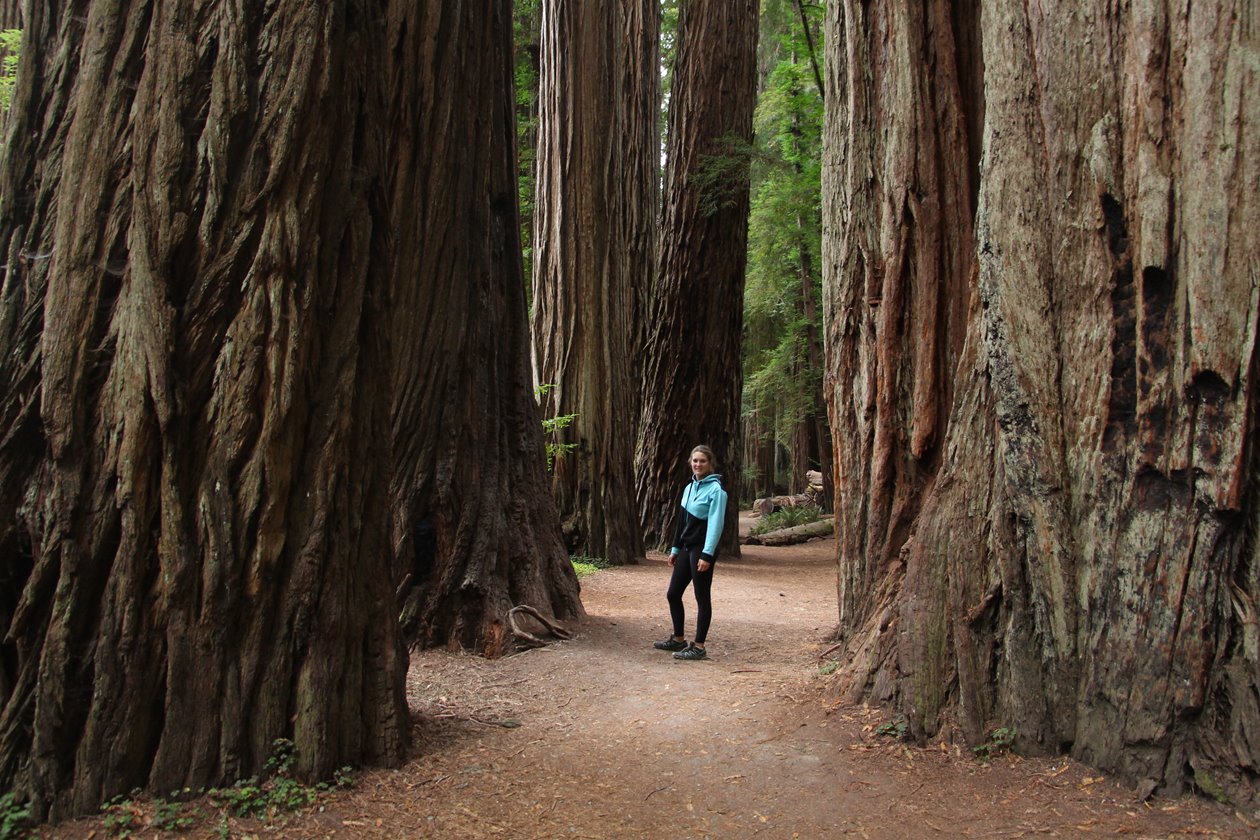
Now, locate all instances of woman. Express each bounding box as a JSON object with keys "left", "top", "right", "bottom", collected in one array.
[{"left": 653, "top": 445, "right": 728, "bottom": 660}]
